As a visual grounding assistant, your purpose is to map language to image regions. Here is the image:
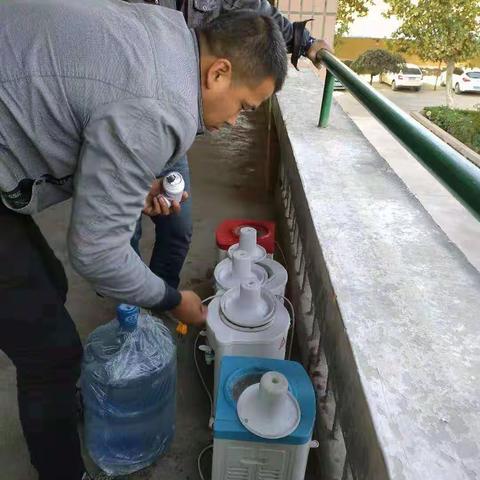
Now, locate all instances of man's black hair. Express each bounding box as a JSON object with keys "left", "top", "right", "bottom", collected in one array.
[{"left": 198, "top": 10, "right": 288, "bottom": 92}]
